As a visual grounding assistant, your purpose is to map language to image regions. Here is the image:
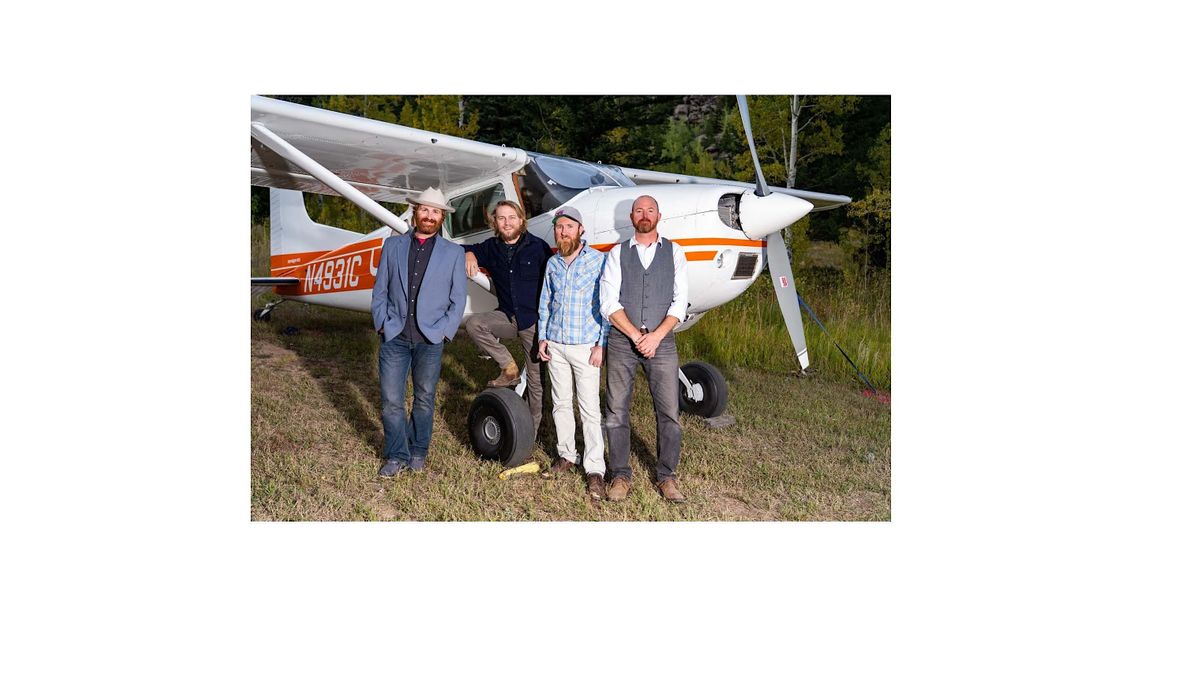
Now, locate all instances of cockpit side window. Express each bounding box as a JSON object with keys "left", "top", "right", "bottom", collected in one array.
[{"left": 445, "top": 183, "right": 505, "bottom": 239}]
